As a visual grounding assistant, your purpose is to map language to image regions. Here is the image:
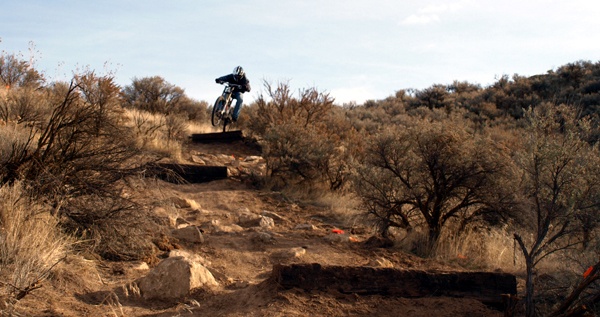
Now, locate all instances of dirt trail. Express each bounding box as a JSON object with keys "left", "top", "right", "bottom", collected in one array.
[{"left": 18, "top": 136, "right": 507, "bottom": 317}]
